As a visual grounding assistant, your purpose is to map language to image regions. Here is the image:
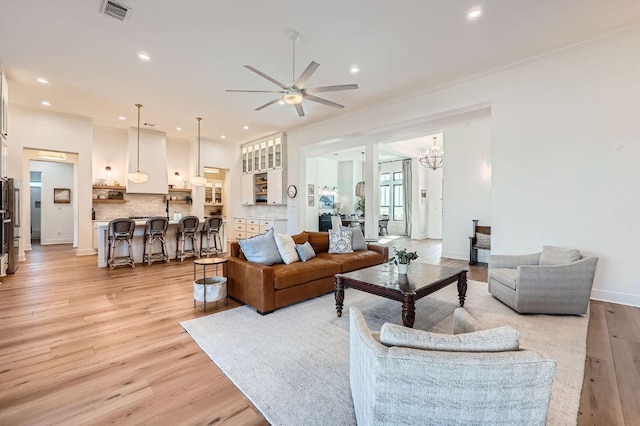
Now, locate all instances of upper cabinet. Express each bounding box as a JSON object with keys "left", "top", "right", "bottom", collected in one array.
[
  {"left": 0, "top": 65, "right": 8, "bottom": 140},
  {"left": 242, "top": 133, "right": 285, "bottom": 174}
]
